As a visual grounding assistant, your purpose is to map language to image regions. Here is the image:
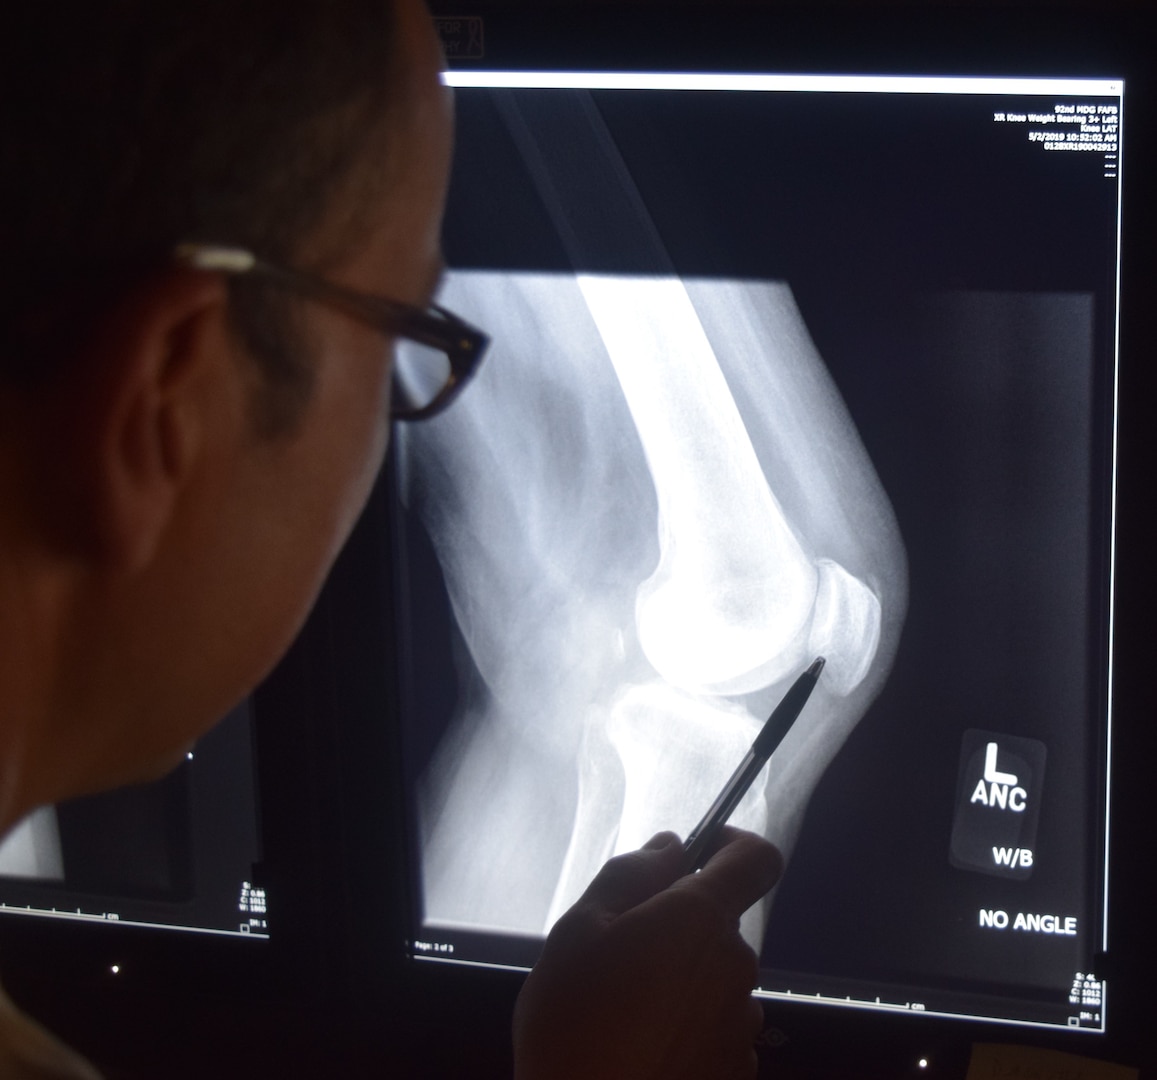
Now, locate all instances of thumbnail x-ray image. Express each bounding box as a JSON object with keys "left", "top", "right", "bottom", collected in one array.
[
  {"left": 0, "top": 703, "right": 263, "bottom": 935},
  {"left": 0, "top": 806, "right": 64, "bottom": 881},
  {"left": 398, "top": 270, "right": 908, "bottom": 944}
]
